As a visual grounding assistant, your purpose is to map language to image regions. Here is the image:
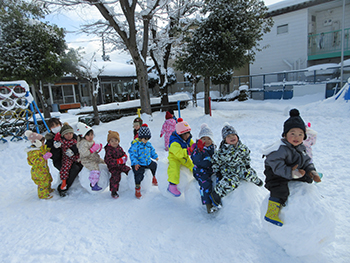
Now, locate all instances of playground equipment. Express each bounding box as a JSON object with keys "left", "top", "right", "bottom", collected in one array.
[{"left": 0, "top": 80, "right": 49, "bottom": 143}]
